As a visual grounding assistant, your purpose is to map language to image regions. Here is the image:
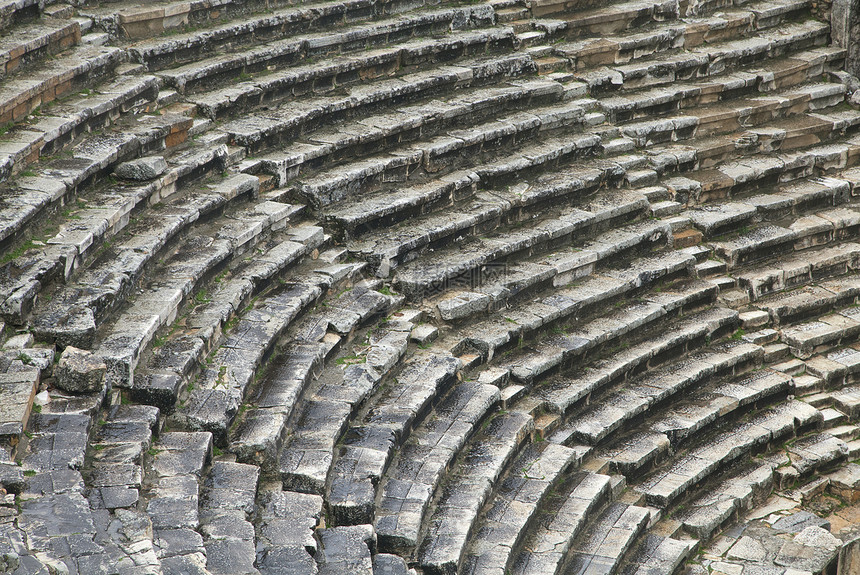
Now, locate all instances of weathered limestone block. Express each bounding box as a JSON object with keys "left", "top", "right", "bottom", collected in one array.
[
  {"left": 114, "top": 156, "right": 167, "bottom": 180},
  {"left": 55, "top": 346, "right": 106, "bottom": 393}
]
